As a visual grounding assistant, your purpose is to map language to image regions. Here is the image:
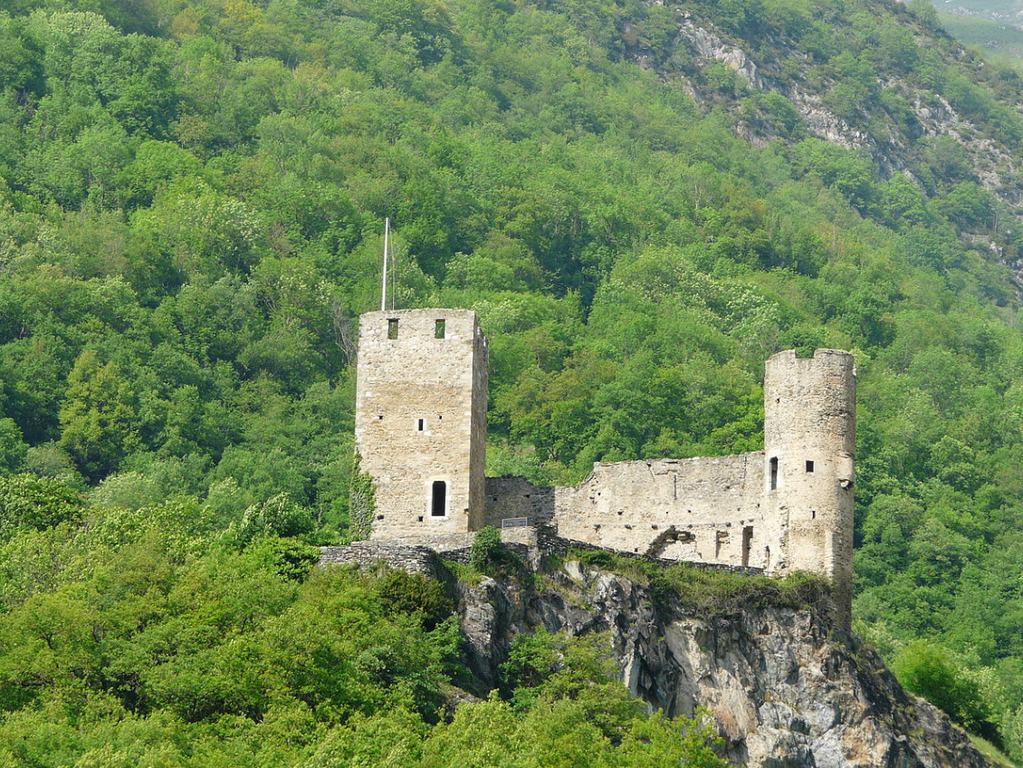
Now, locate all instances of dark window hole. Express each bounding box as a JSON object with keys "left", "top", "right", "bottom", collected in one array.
[{"left": 431, "top": 481, "right": 447, "bottom": 517}]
